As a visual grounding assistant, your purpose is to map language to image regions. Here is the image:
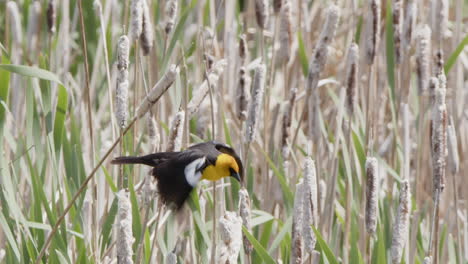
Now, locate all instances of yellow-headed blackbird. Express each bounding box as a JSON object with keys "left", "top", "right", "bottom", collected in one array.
[{"left": 111, "top": 141, "right": 243, "bottom": 209}]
